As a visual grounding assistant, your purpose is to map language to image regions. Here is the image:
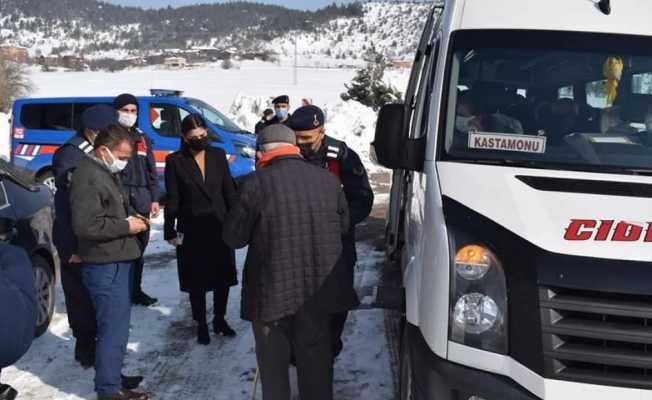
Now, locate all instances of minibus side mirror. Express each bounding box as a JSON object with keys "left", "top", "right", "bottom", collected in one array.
[{"left": 372, "top": 103, "right": 425, "bottom": 171}]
